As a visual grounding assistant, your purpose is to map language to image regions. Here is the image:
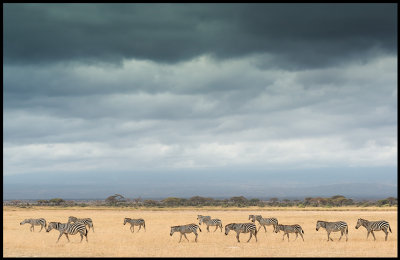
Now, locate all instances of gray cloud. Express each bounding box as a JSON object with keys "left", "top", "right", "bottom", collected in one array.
[
  {"left": 3, "top": 4, "right": 397, "bottom": 199},
  {"left": 4, "top": 4, "right": 397, "bottom": 68}
]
